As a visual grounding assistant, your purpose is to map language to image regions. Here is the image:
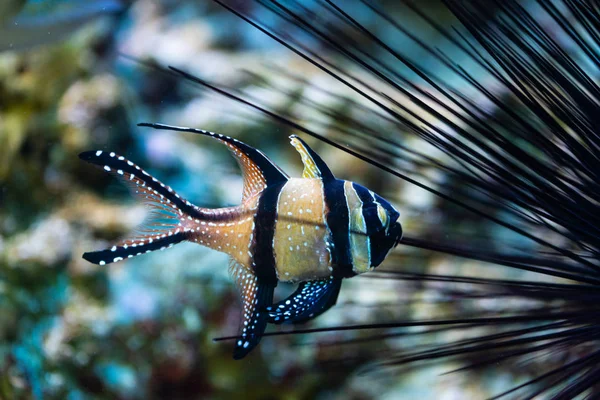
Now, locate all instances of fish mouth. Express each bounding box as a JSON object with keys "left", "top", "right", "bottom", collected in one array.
[{"left": 392, "top": 222, "right": 403, "bottom": 247}]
